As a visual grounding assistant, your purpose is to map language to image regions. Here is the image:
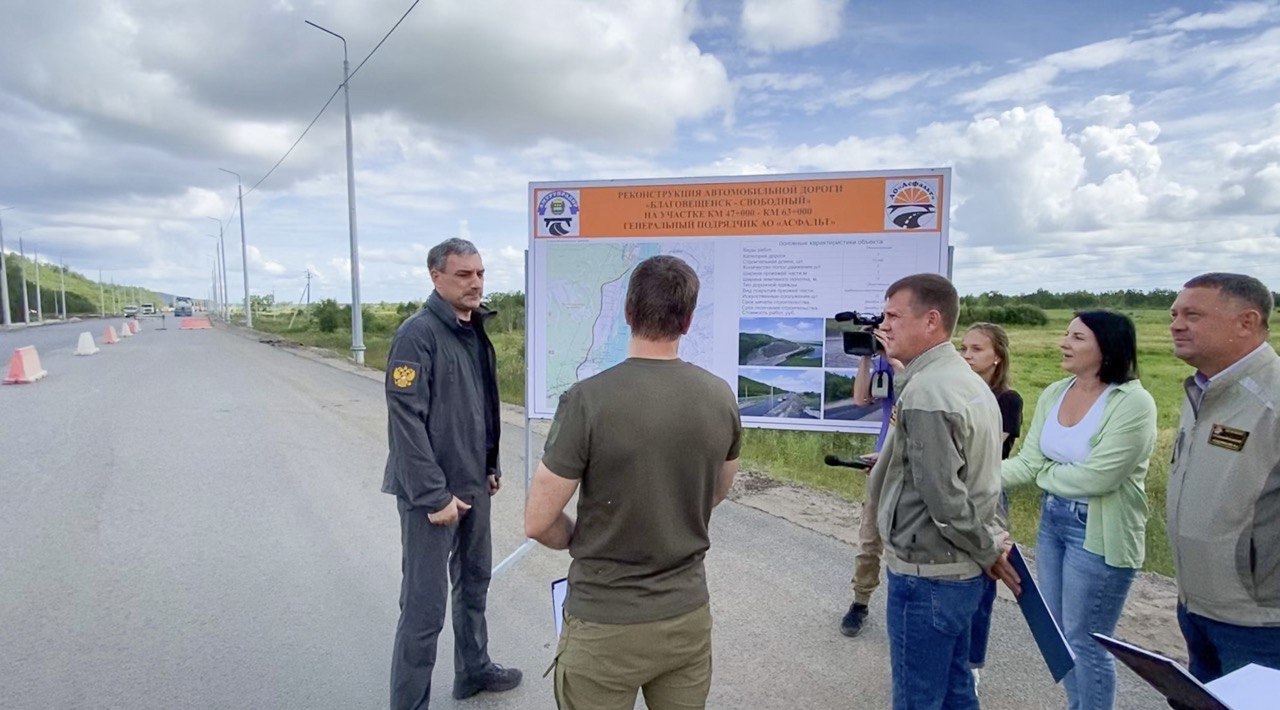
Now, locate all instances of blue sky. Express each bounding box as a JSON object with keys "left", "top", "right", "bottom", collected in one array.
[
  {"left": 740, "top": 317, "right": 824, "bottom": 342},
  {"left": 1, "top": 0, "right": 1277, "bottom": 303}
]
